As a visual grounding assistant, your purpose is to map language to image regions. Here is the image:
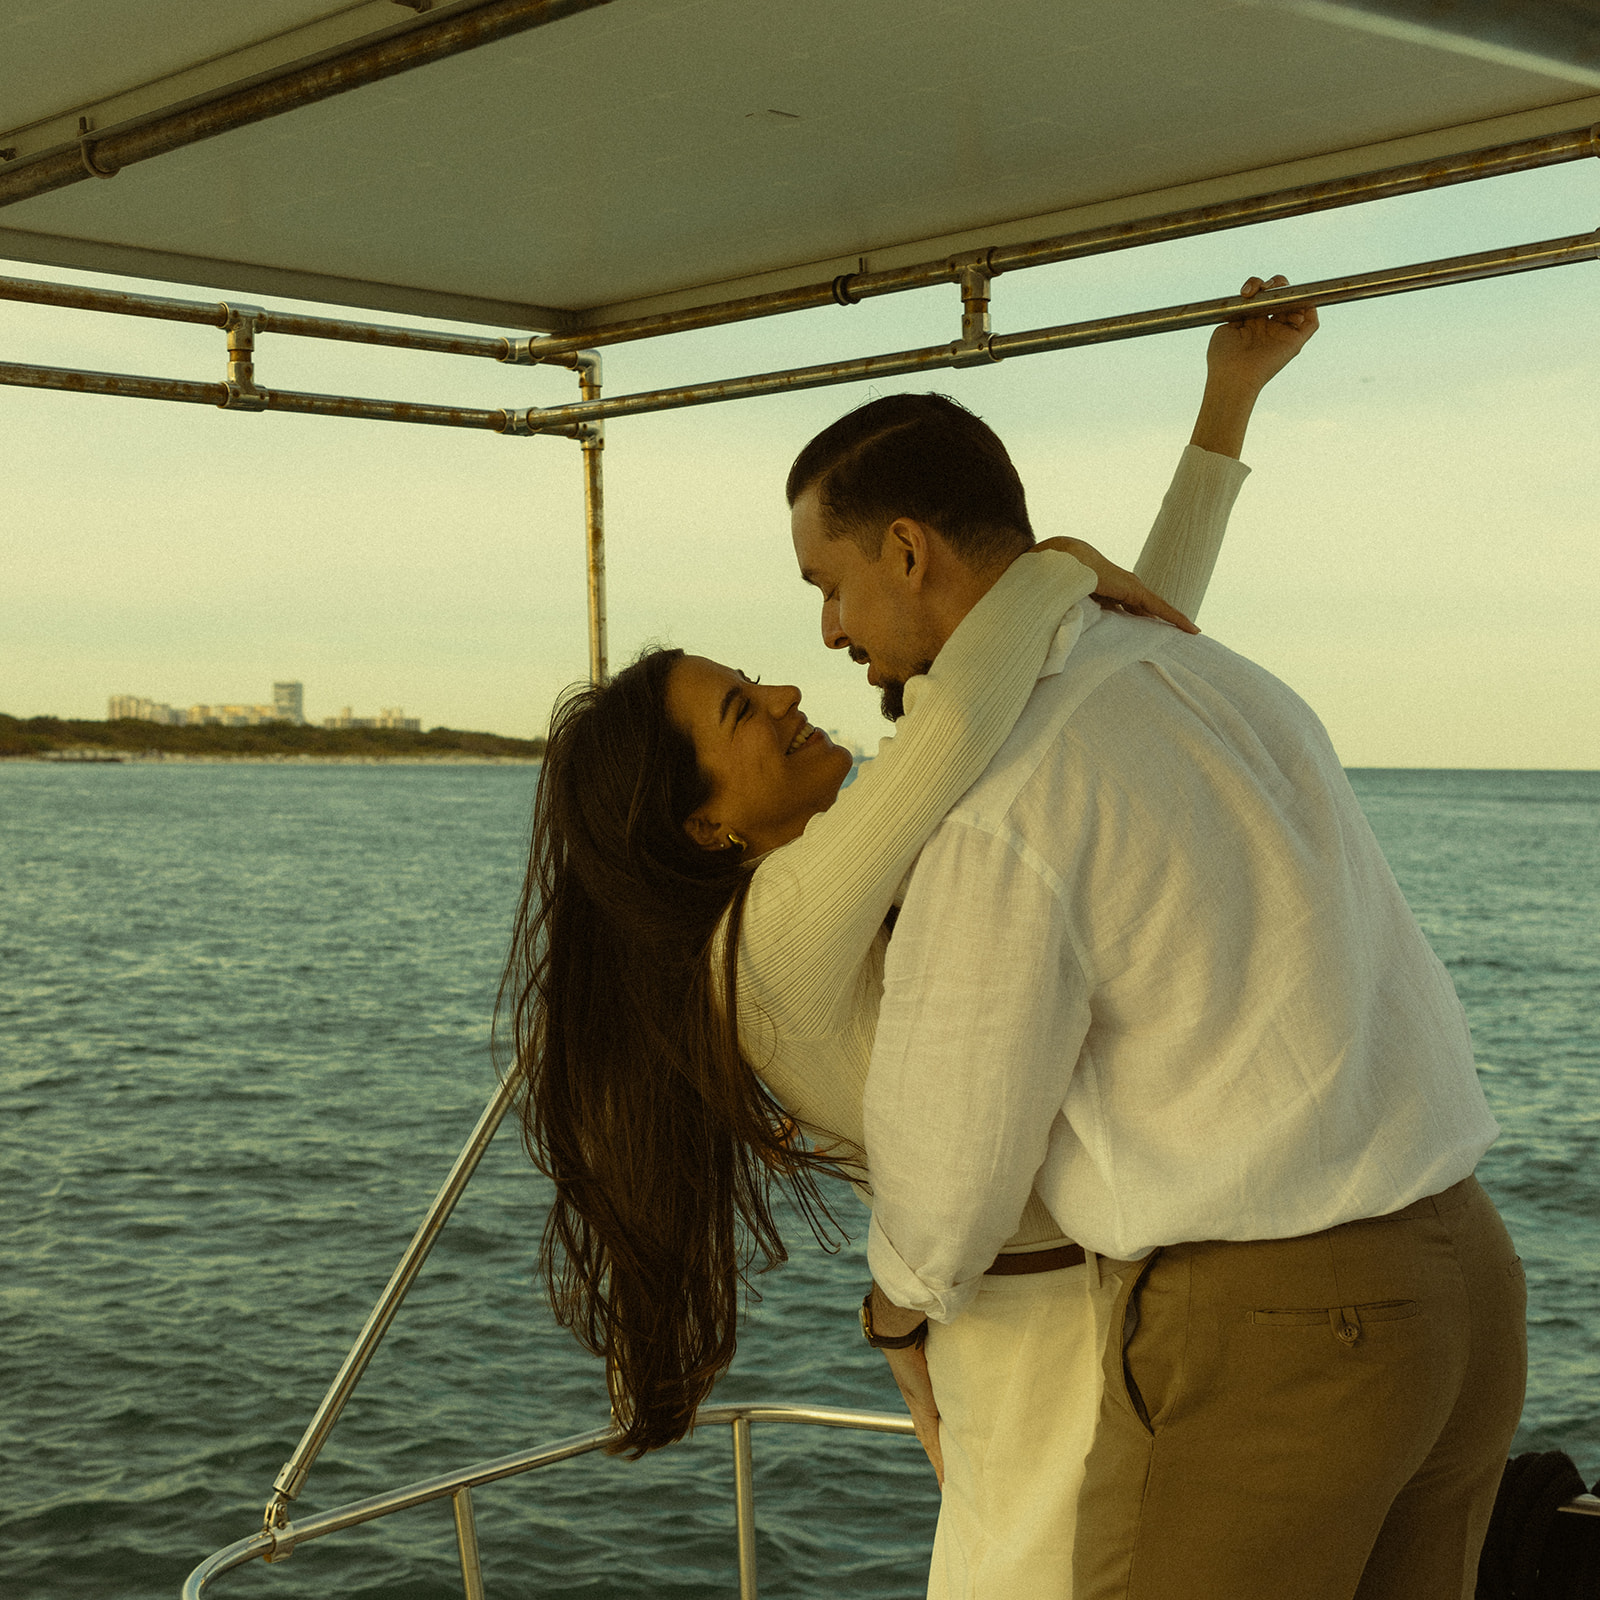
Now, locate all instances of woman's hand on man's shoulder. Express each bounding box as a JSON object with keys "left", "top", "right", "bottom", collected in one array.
[{"left": 1028, "top": 538, "right": 1199, "bottom": 634}]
